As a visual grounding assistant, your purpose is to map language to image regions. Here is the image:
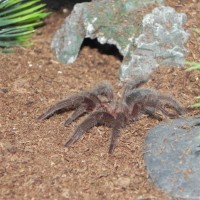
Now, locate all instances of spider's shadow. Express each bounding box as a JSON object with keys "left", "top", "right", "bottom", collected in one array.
[{"left": 81, "top": 38, "right": 123, "bottom": 61}]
